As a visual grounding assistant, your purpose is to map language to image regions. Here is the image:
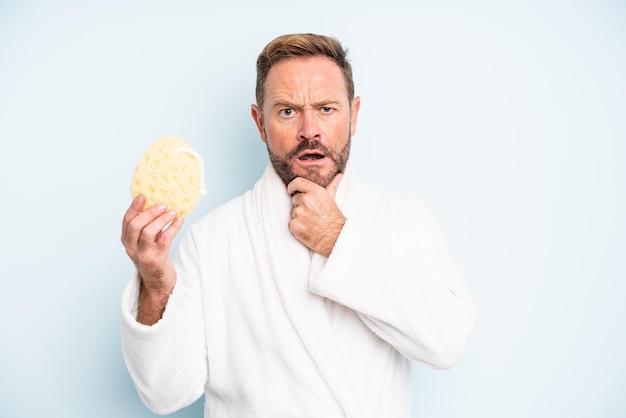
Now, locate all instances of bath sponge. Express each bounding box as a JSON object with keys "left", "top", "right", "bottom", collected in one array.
[{"left": 131, "top": 136, "right": 206, "bottom": 216}]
